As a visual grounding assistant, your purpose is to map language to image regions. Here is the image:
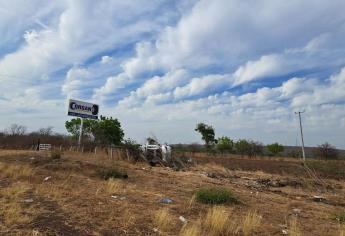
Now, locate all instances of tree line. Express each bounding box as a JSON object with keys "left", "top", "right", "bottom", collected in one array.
[{"left": 194, "top": 122, "right": 341, "bottom": 159}]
